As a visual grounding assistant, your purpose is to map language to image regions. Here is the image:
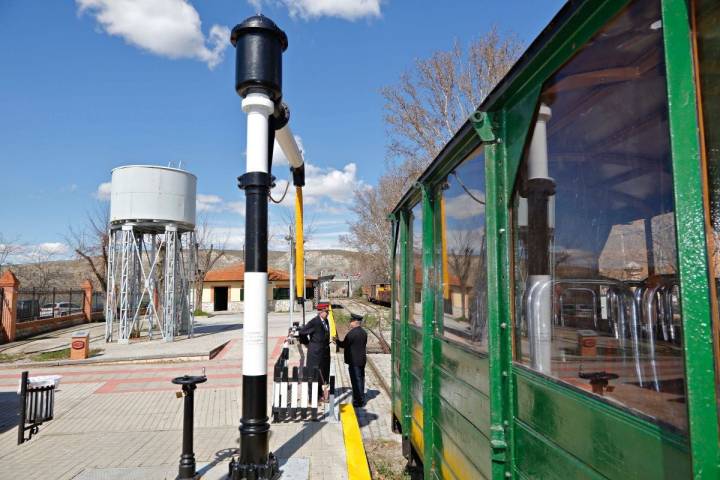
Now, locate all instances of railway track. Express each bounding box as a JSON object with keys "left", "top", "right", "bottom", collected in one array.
[{"left": 334, "top": 298, "right": 391, "bottom": 353}]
